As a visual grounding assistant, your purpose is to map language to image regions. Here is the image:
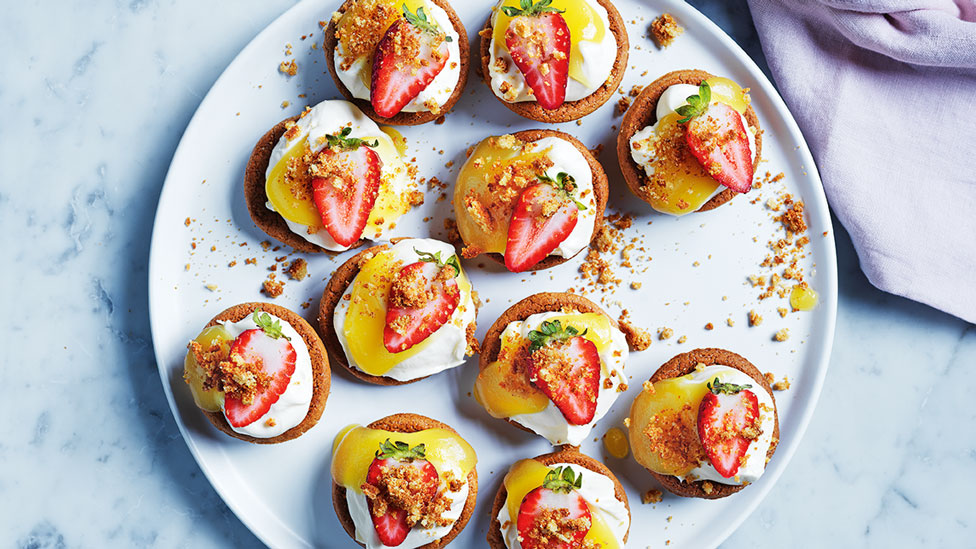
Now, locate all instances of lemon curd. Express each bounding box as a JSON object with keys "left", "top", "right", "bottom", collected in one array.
[
  {"left": 493, "top": 0, "right": 606, "bottom": 88},
  {"left": 636, "top": 77, "right": 752, "bottom": 216},
  {"left": 183, "top": 325, "right": 233, "bottom": 412},
  {"left": 264, "top": 133, "right": 408, "bottom": 232},
  {"left": 502, "top": 459, "right": 620, "bottom": 549},
  {"left": 331, "top": 425, "right": 477, "bottom": 492},
  {"left": 628, "top": 374, "right": 710, "bottom": 476},
  {"left": 474, "top": 313, "right": 612, "bottom": 418},
  {"left": 790, "top": 283, "right": 818, "bottom": 311},
  {"left": 341, "top": 249, "right": 473, "bottom": 376}
]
